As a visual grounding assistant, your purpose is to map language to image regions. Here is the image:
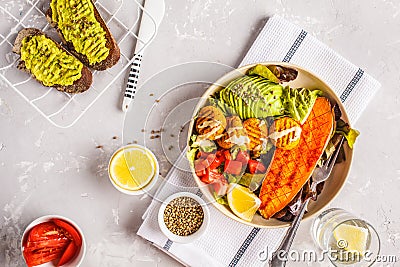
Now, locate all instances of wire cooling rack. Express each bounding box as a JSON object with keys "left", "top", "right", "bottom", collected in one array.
[{"left": 0, "top": 0, "right": 154, "bottom": 128}]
